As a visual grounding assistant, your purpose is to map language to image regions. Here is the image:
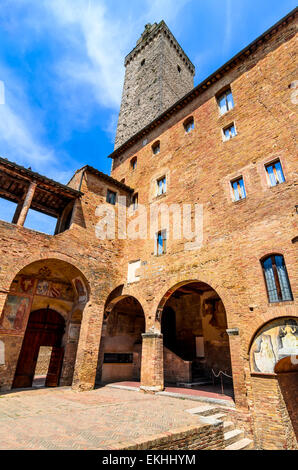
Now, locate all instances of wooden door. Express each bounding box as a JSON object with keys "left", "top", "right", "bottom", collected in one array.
[{"left": 13, "top": 309, "right": 65, "bottom": 389}]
